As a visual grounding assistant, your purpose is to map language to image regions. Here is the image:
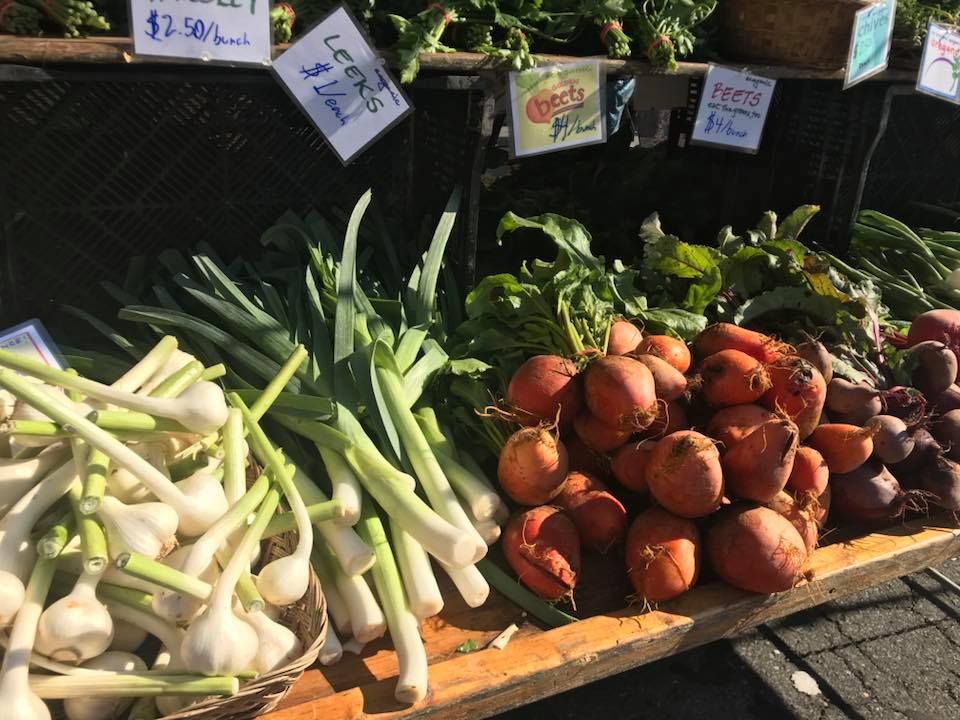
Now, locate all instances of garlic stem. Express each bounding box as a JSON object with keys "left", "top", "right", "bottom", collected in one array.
[
  {"left": 0, "top": 556, "right": 55, "bottom": 720},
  {"left": 261, "top": 499, "right": 344, "bottom": 539},
  {"left": 96, "top": 583, "right": 155, "bottom": 614},
  {"left": 35, "top": 509, "right": 73, "bottom": 559},
  {"left": 67, "top": 484, "right": 107, "bottom": 574},
  {"left": 28, "top": 673, "right": 239, "bottom": 699},
  {"left": 79, "top": 448, "right": 108, "bottom": 515},
  {"left": 233, "top": 397, "right": 312, "bottom": 606},
  {"left": 200, "top": 364, "right": 226, "bottom": 381},
  {"left": 248, "top": 346, "right": 308, "bottom": 421},
  {"left": 110, "top": 337, "right": 179, "bottom": 393},
  {"left": 148, "top": 361, "right": 204, "bottom": 400},
  {"left": 221, "top": 409, "right": 246, "bottom": 506},
  {"left": 0, "top": 371, "right": 216, "bottom": 534},
  {"left": 115, "top": 553, "right": 212, "bottom": 601},
  {"left": 103, "top": 603, "right": 184, "bottom": 668}
]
